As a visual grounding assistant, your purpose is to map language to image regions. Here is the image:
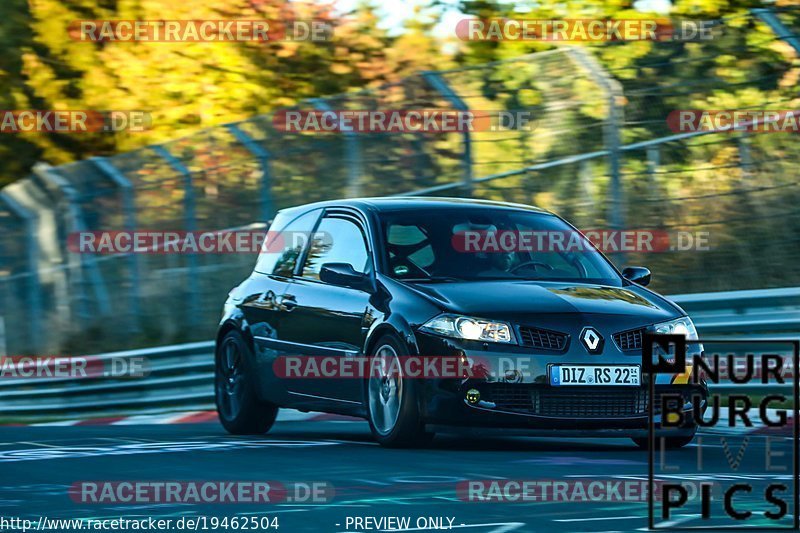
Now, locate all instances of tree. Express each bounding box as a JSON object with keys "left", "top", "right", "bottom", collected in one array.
[{"left": 0, "top": 0, "right": 448, "bottom": 187}]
